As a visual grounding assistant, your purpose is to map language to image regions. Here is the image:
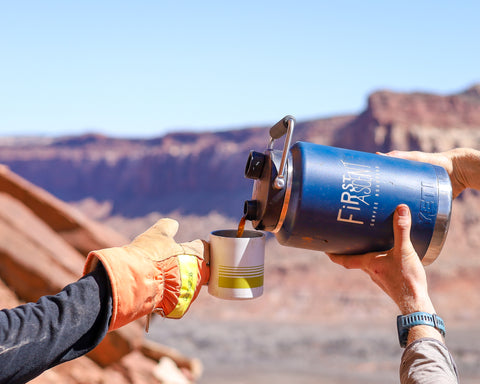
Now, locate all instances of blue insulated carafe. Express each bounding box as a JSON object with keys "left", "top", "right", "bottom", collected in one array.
[{"left": 244, "top": 116, "right": 452, "bottom": 265}]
